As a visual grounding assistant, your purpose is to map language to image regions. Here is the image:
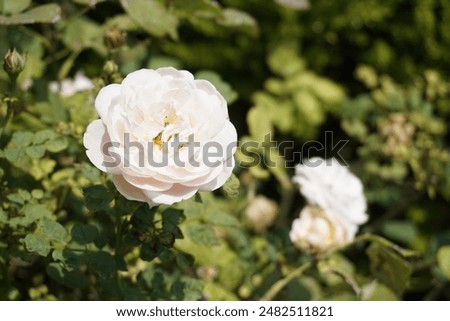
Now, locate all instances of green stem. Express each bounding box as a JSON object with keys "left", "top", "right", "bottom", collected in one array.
[
  {"left": 115, "top": 215, "right": 130, "bottom": 296},
  {"left": 0, "top": 75, "right": 18, "bottom": 140},
  {"left": 276, "top": 185, "right": 296, "bottom": 228},
  {"left": 0, "top": 101, "right": 16, "bottom": 141},
  {"left": 261, "top": 260, "right": 314, "bottom": 300}
]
